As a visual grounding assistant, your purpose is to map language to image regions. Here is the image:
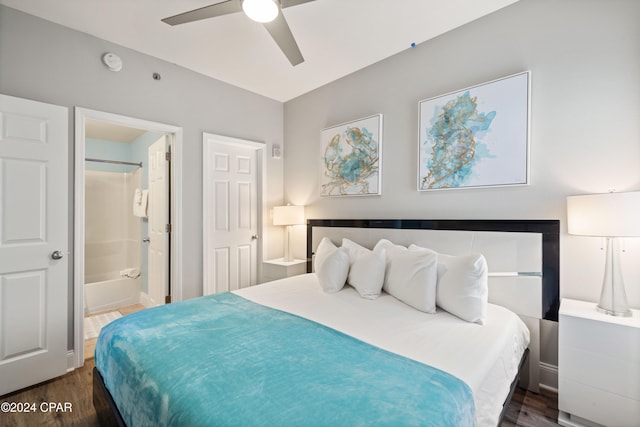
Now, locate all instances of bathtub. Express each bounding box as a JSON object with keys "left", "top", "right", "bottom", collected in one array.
[{"left": 85, "top": 271, "right": 141, "bottom": 315}]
